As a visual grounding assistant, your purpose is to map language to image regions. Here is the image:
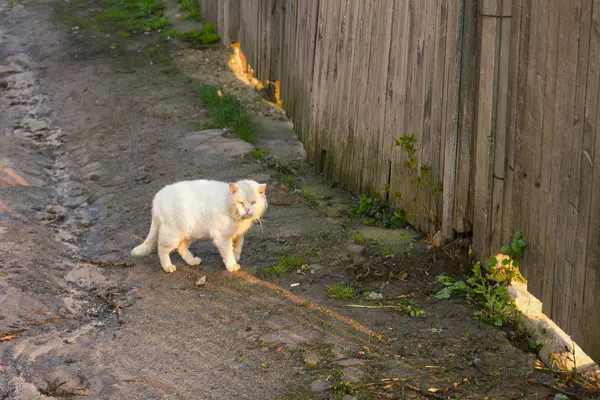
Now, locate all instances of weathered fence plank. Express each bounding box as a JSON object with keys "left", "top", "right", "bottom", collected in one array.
[{"left": 200, "top": 0, "right": 600, "bottom": 362}]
